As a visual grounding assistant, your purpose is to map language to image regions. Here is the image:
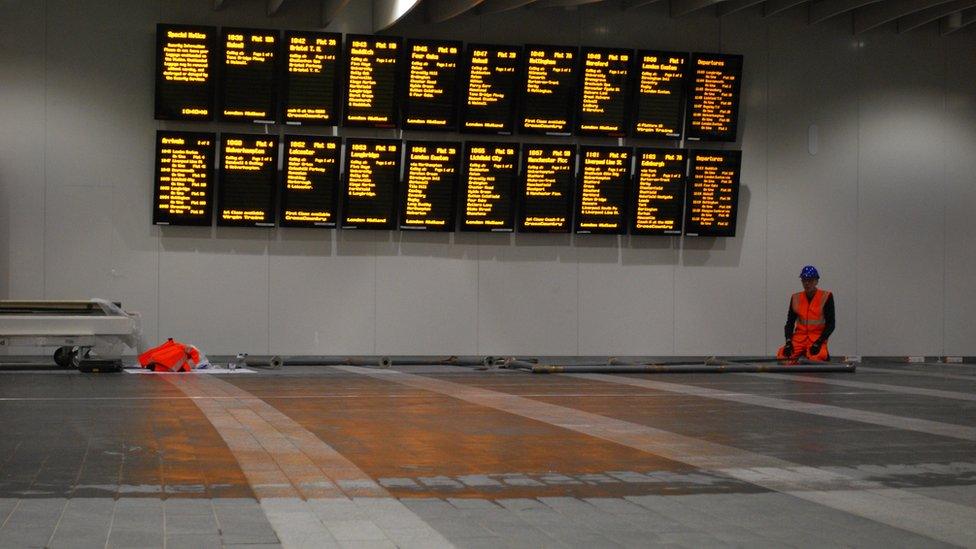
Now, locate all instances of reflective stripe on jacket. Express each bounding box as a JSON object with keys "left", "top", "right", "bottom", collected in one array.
[{"left": 791, "top": 289, "right": 831, "bottom": 345}]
